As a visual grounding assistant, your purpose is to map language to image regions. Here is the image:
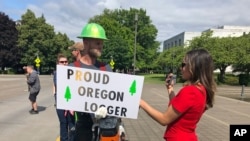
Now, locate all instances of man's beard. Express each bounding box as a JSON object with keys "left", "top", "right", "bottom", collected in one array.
[{"left": 89, "top": 49, "right": 102, "bottom": 58}]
